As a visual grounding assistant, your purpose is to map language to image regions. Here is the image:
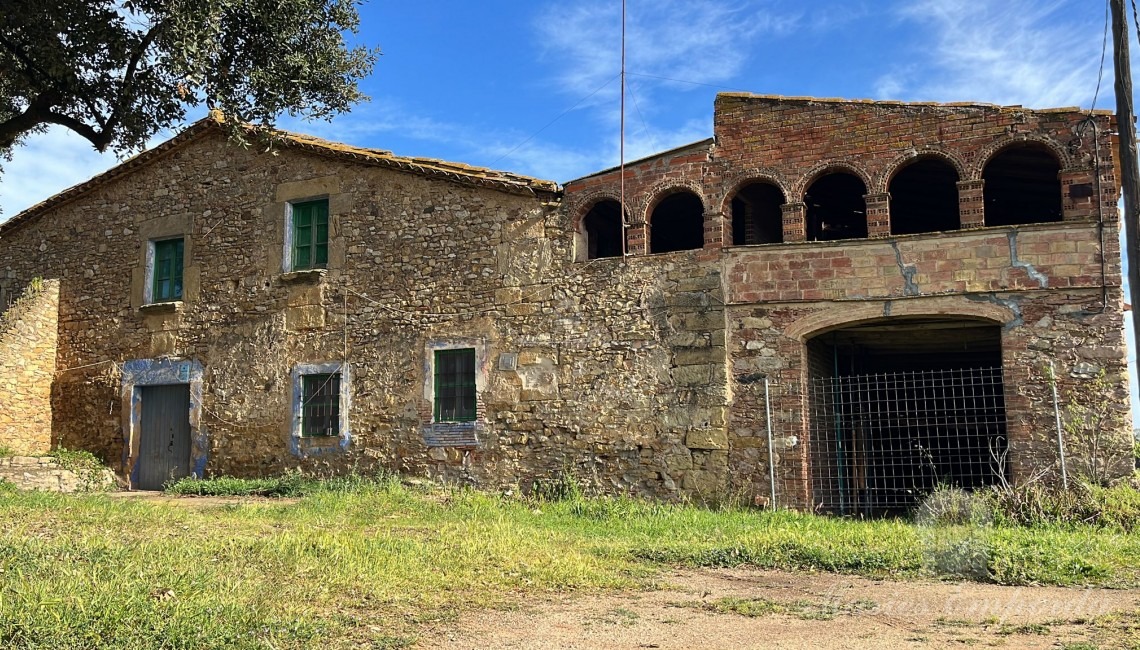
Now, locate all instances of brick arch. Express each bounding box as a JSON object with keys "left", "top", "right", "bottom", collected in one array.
[
  {"left": 567, "top": 191, "right": 631, "bottom": 232},
  {"left": 877, "top": 148, "right": 967, "bottom": 194},
  {"left": 783, "top": 298, "right": 1017, "bottom": 342},
  {"left": 793, "top": 161, "right": 873, "bottom": 200},
  {"left": 642, "top": 181, "right": 708, "bottom": 224},
  {"left": 720, "top": 170, "right": 791, "bottom": 214},
  {"left": 971, "top": 134, "right": 1074, "bottom": 181}
]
